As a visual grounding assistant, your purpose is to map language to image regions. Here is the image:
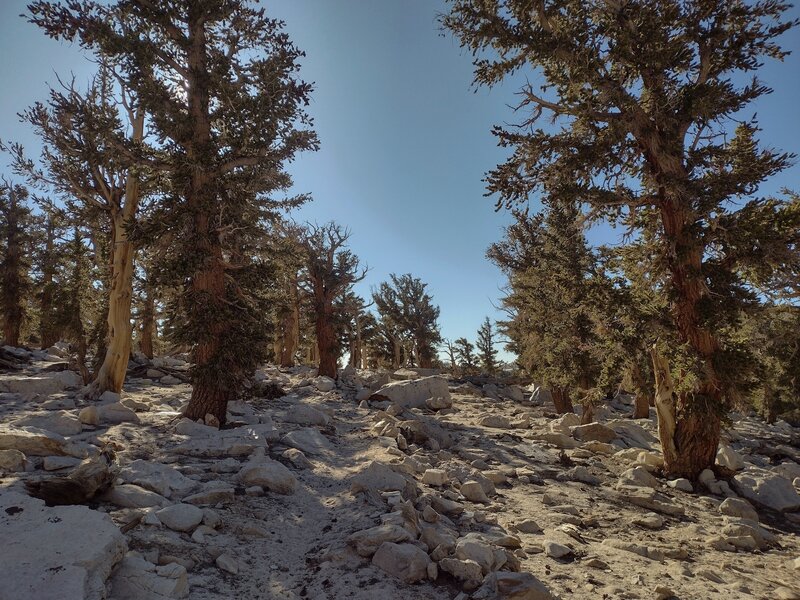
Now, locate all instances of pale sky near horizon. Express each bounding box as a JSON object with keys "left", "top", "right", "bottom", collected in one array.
[{"left": 1, "top": 1, "right": 799, "bottom": 363}]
